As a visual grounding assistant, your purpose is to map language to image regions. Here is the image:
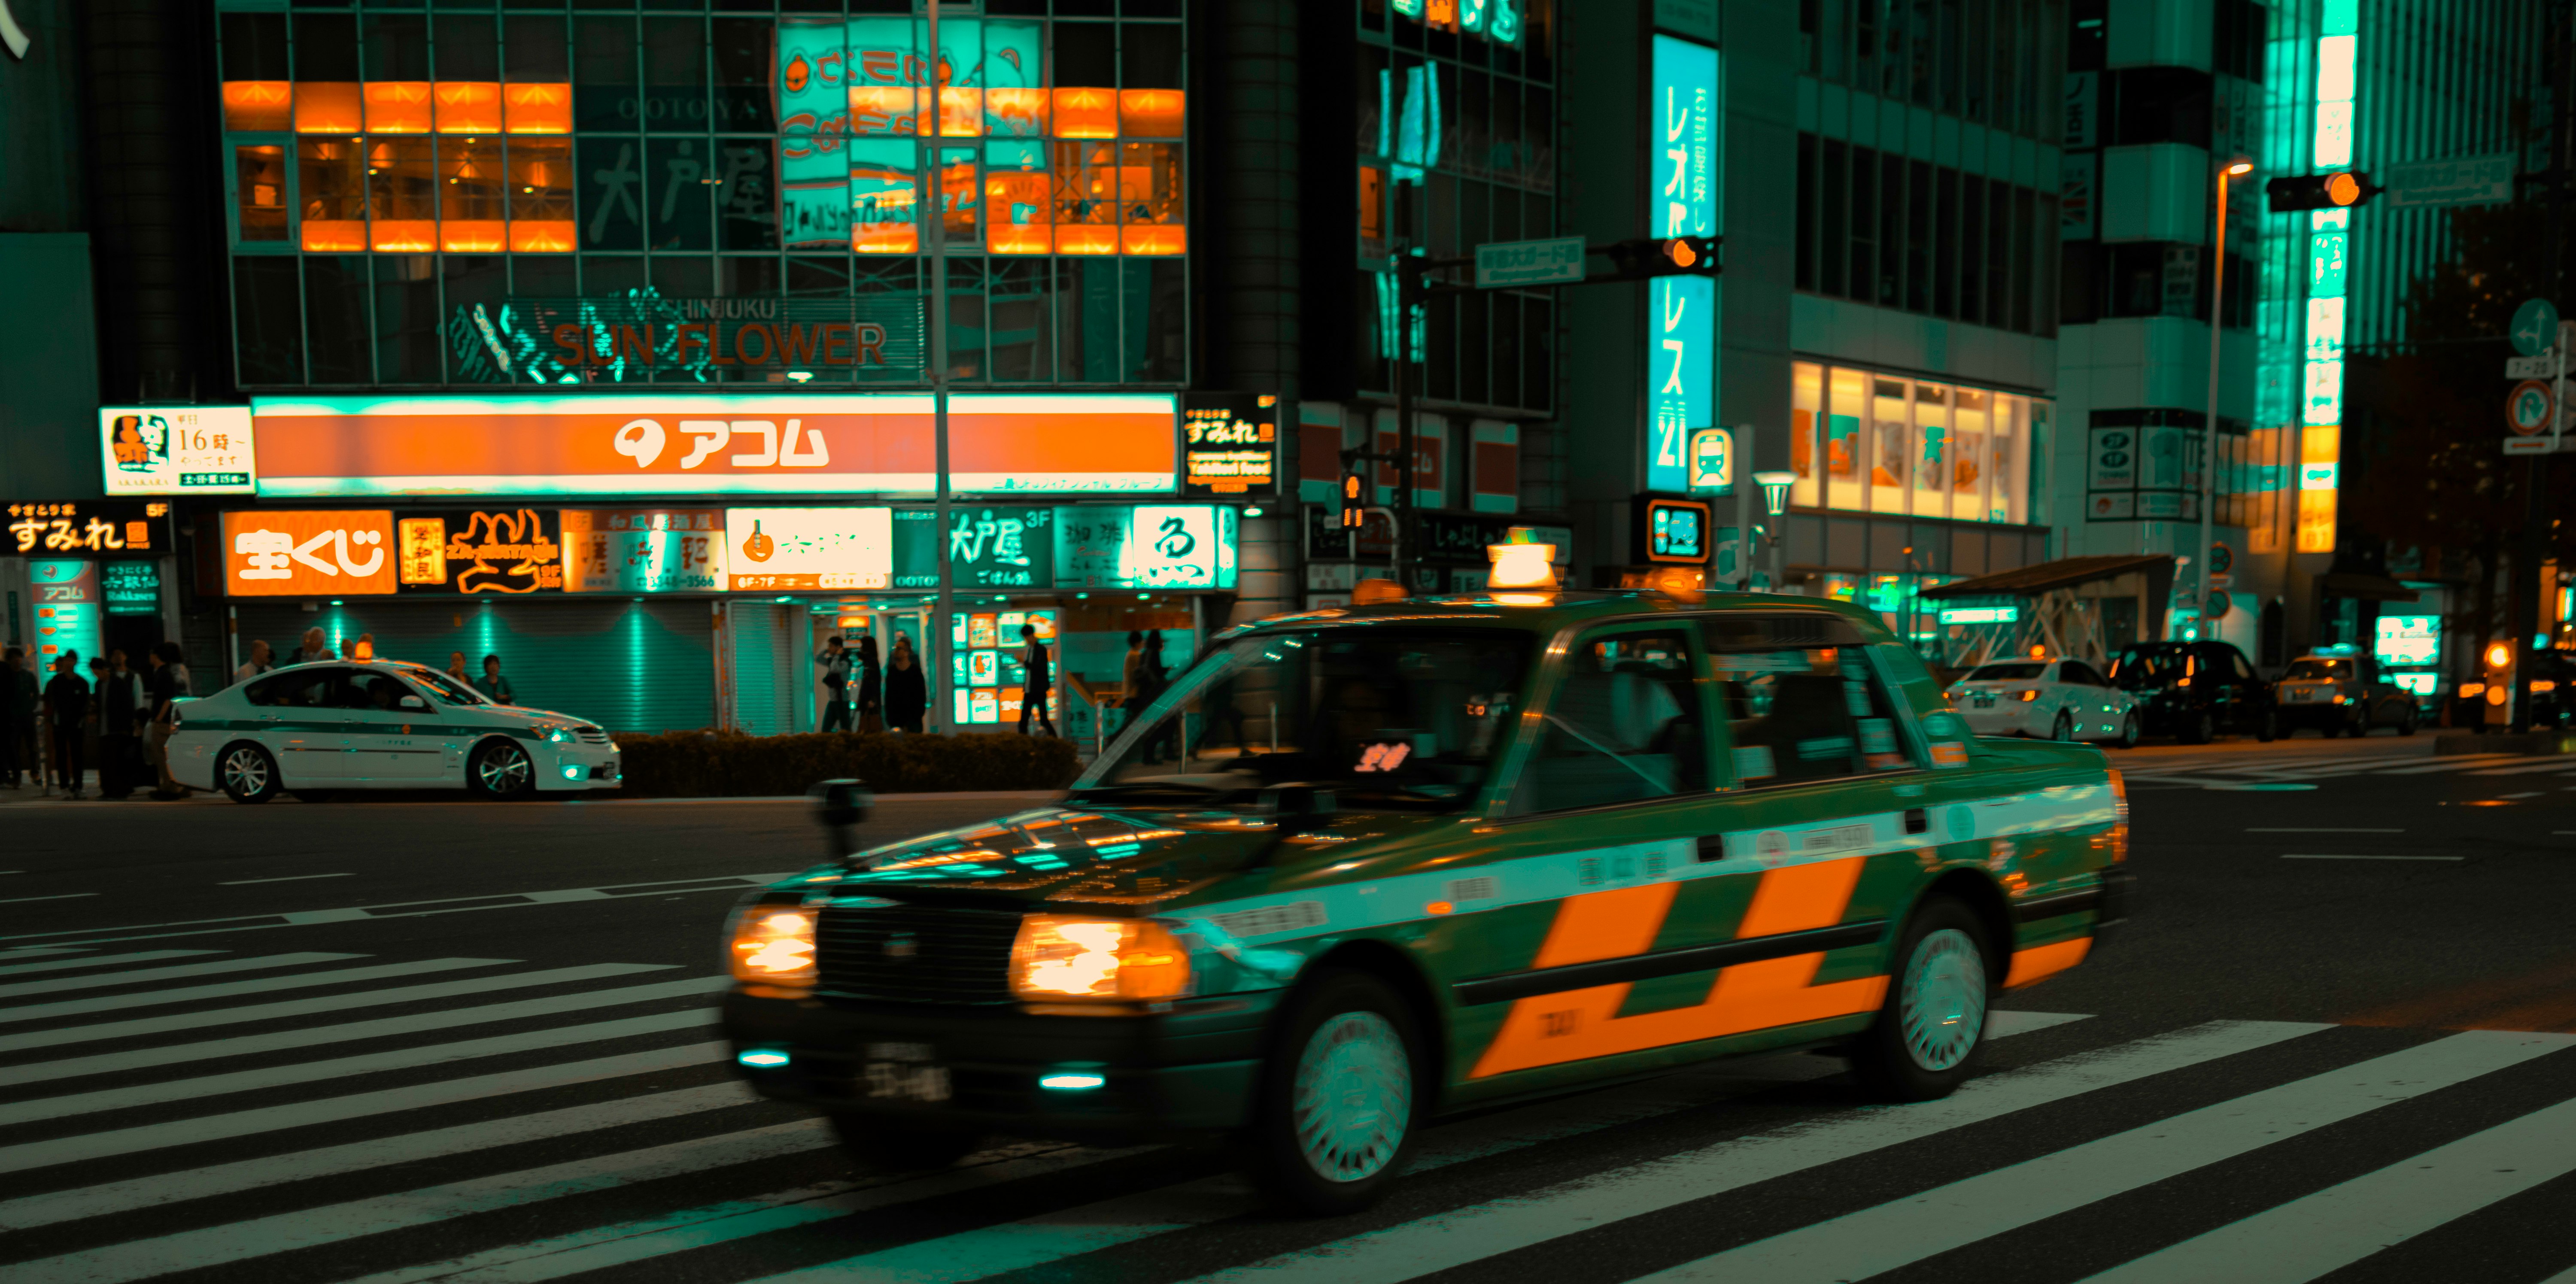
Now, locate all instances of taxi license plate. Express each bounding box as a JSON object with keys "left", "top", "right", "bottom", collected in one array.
[
  {"left": 1973, "top": 693, "right": 1996, "bottom": 708},
  {"left": 860, "top": 1042, "right": 951, "bottom": 1103}
]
